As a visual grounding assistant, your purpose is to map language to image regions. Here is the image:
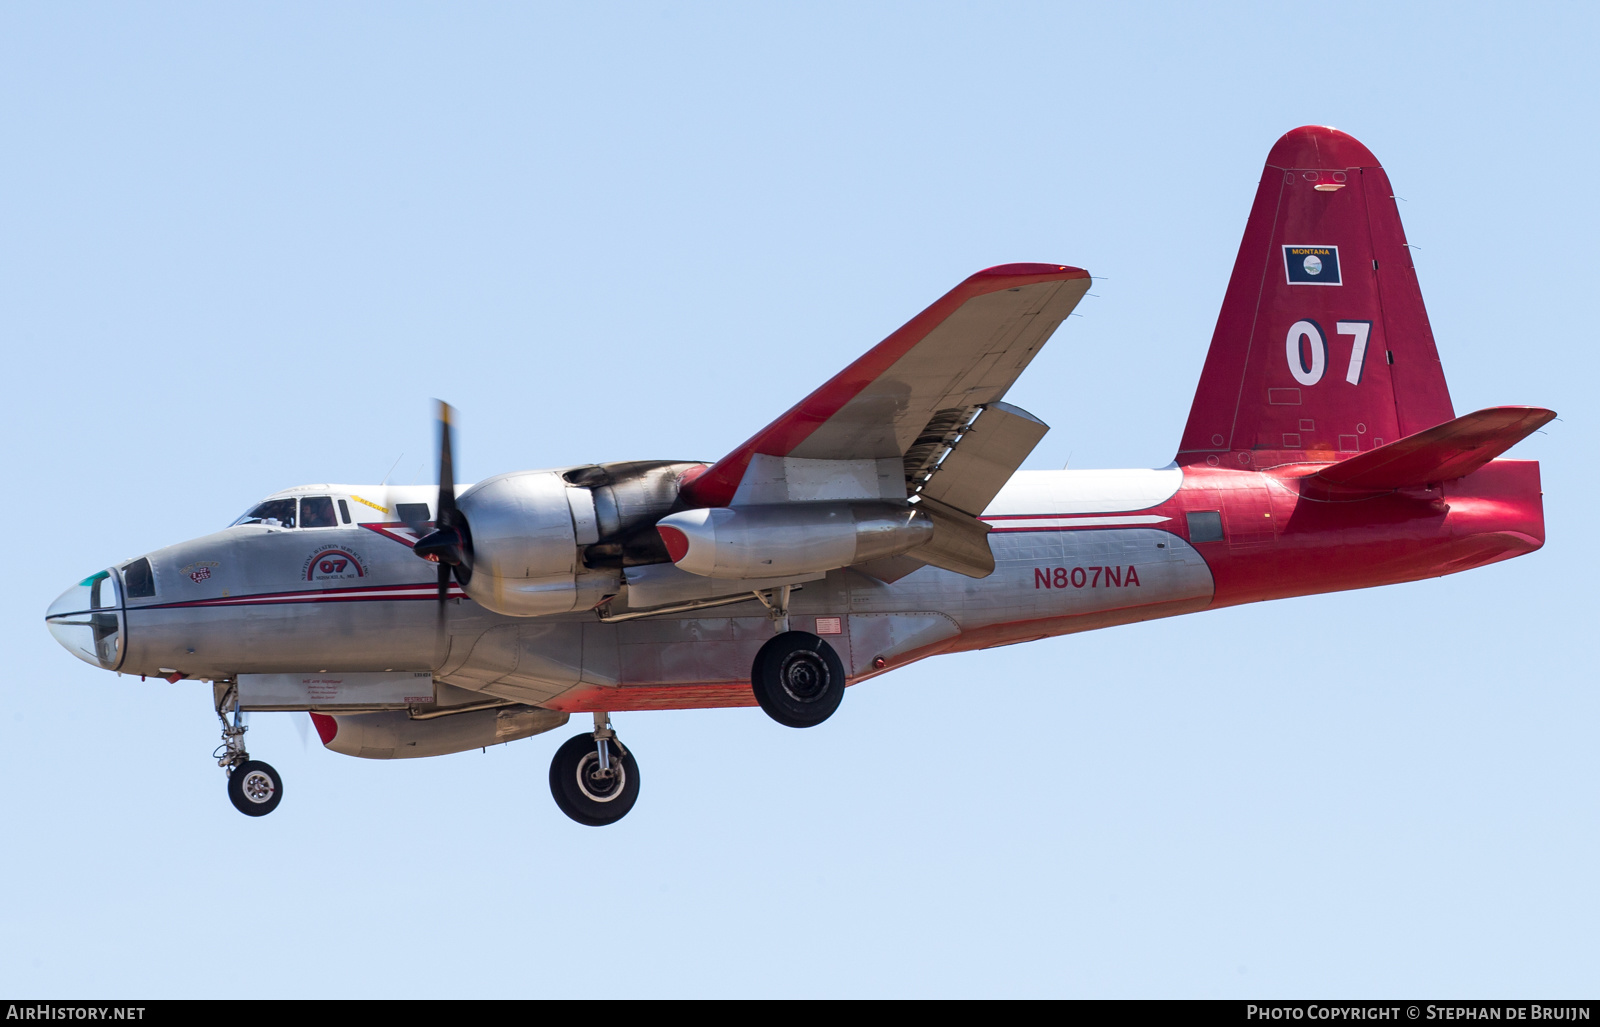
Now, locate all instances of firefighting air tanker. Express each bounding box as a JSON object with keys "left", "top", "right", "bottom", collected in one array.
[{"left": 47, "top": 127, "right": 1553, "bottom": 824}]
